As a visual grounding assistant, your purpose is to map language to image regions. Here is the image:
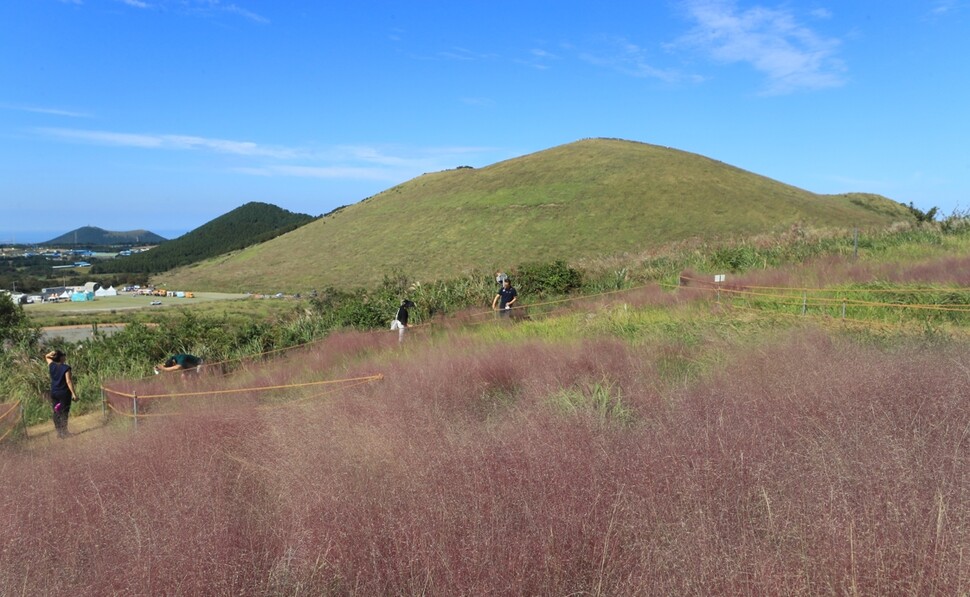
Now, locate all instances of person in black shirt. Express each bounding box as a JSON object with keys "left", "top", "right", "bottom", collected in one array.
[
  {"left": 492, "top": 278, "right": 517, "bottom": 317},
  {"left": 45, "top": 349, "right": 78, "bottom": 439},
  {"left": 390, "top": 299, "right": 415, "bottom": 343}
]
